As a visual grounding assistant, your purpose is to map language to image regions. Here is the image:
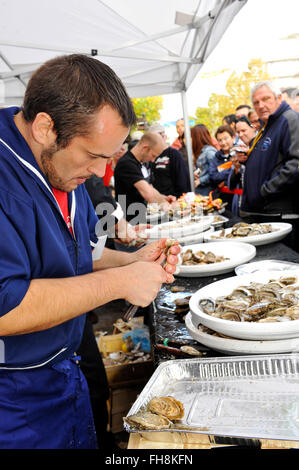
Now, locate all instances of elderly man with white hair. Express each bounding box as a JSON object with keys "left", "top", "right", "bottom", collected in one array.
[{"left": 240, "top": 81, "right": 299, "bottom": 251}]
